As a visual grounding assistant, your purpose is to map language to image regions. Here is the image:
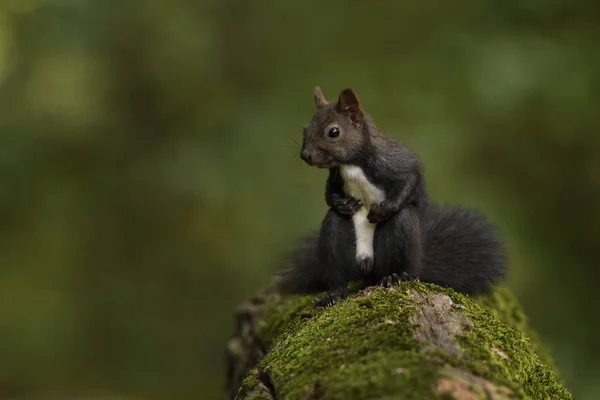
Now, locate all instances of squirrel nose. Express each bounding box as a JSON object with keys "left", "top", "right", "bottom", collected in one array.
[{"left": 300, "top": 149, "right": 313, "bottom": 165}]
